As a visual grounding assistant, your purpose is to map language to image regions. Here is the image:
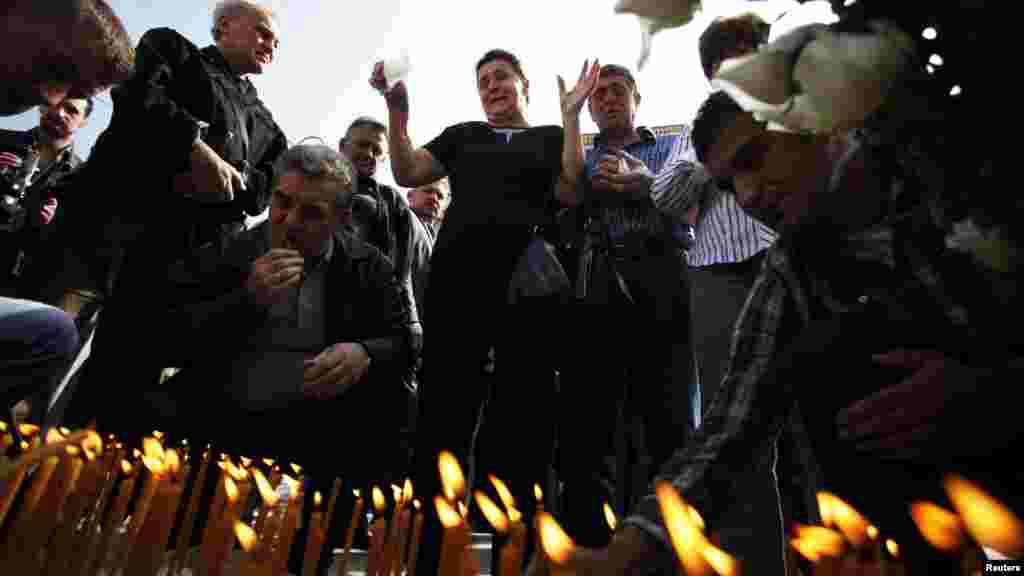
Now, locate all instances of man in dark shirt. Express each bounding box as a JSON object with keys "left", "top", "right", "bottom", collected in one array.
[
  {"left": 62, "top": 0, "right": 289, "bottom": 432},
  {"left": 407, "top": 177, "right": 450, "bottom": 243}
]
